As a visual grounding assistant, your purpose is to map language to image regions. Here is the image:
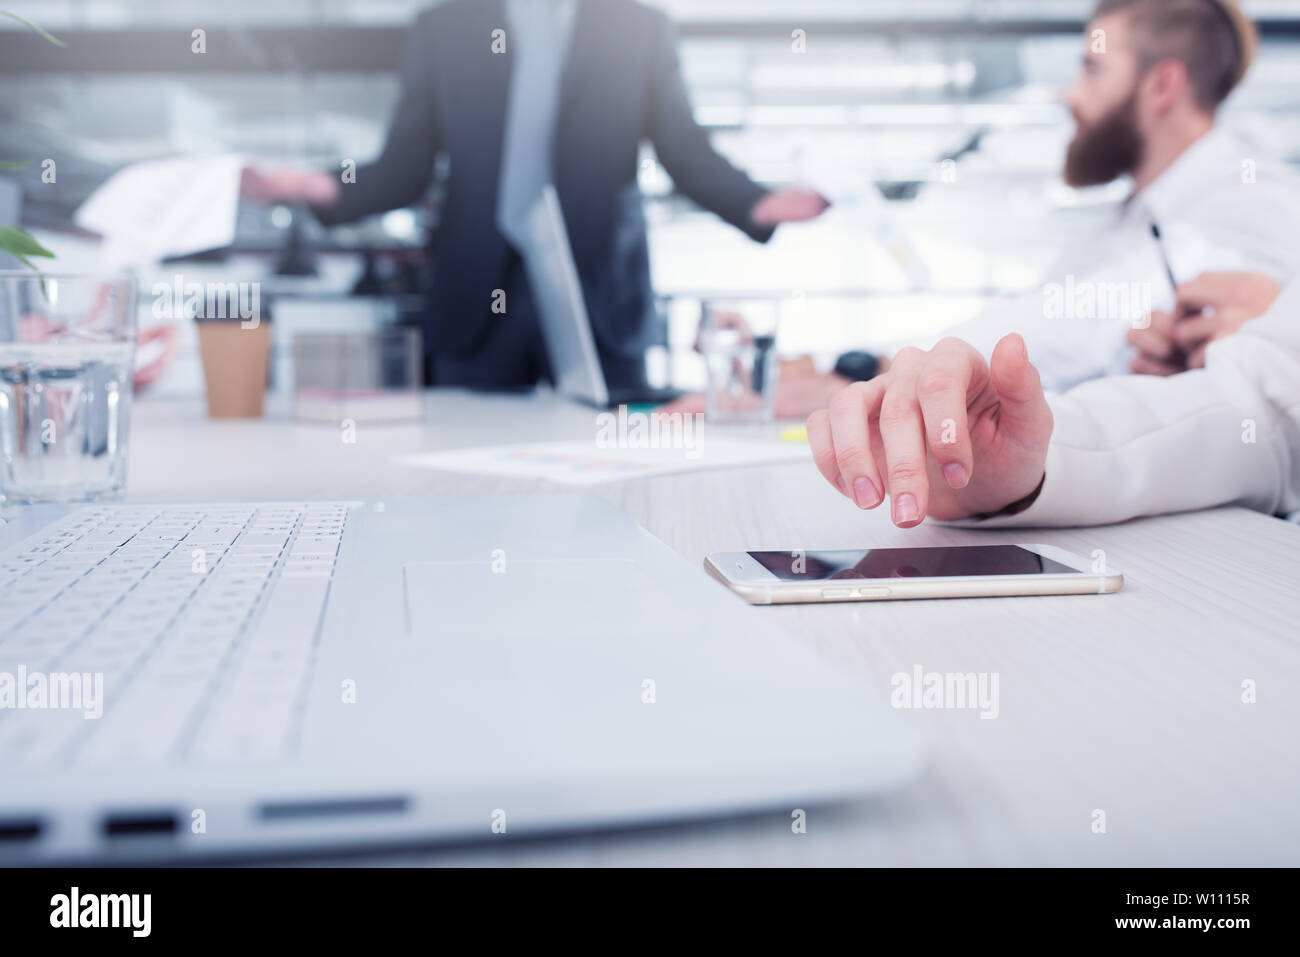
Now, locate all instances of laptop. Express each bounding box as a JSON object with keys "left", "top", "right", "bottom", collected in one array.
[
  {"left": 522, "top": 186, "right": 681, "bottom": 408},
  {"left": 0, "top": 495, "right": 920, "bottom": 862}
]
